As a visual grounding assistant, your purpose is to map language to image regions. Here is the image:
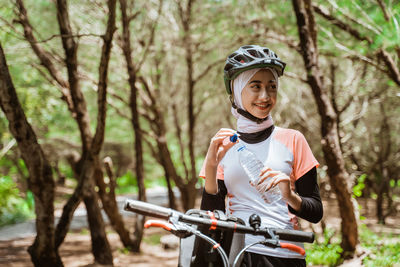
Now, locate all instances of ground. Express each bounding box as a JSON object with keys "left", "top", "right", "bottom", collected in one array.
[
  {"left": 0, "top": 197, "right": 399, "bottom": 267},
  {"left": 0, "top": 227, "right": 179, "bottom": 267}
]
